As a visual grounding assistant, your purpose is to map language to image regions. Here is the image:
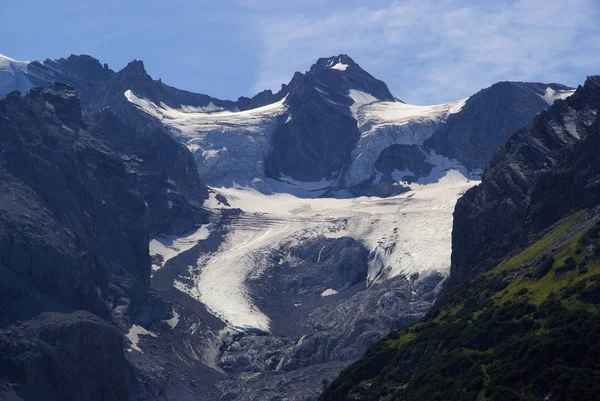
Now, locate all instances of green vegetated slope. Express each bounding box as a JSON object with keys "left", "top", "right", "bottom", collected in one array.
[{"left": 320, "top": 210, "right": 600, "bottom": 401}]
